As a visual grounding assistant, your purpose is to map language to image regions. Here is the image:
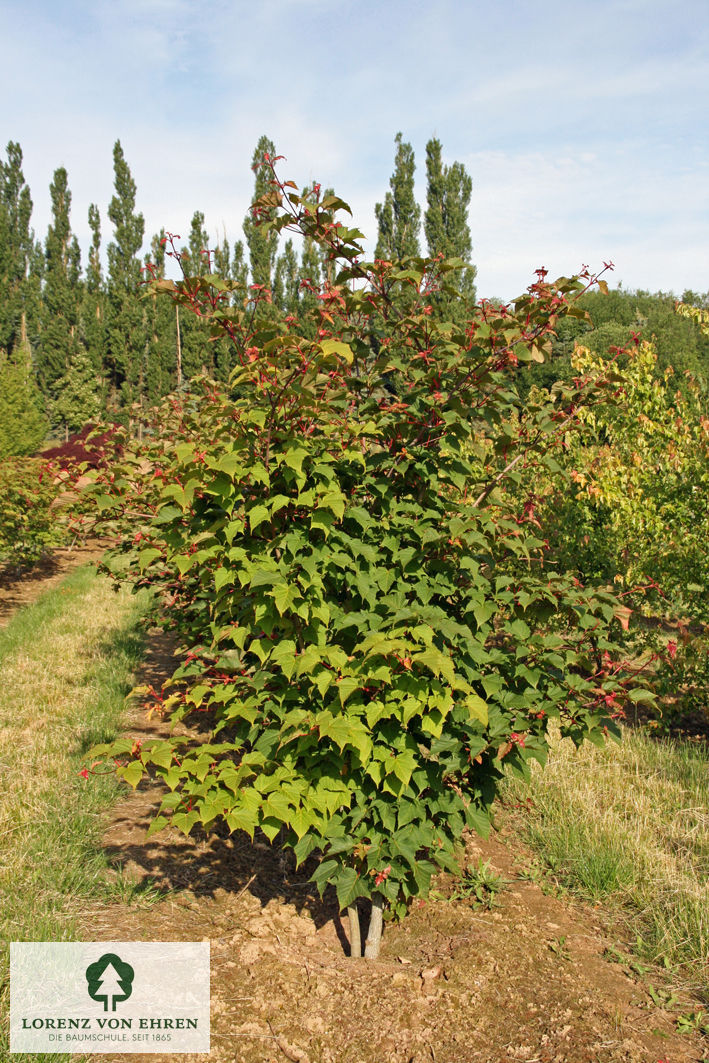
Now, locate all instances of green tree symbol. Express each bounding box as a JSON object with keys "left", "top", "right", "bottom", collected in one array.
[{"left": 85, "top": 953, "right": 134, "bottom": 1011}]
